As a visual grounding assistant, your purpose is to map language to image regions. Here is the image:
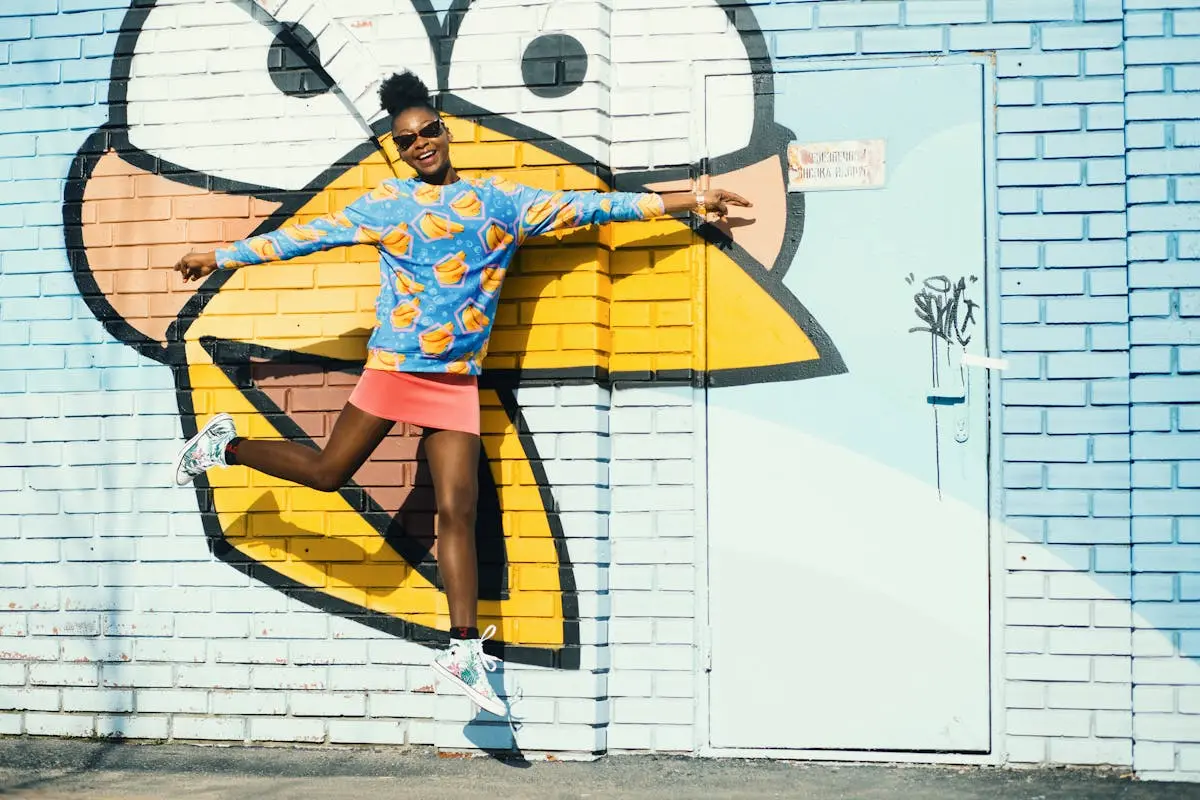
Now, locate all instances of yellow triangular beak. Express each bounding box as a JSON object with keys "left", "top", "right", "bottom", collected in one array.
[{"left": 192, "top": 116, "right": 825, "bottom": 379}]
